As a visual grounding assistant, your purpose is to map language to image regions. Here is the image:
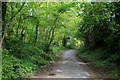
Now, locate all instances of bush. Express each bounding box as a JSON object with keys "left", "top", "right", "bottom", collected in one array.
[
  {"left": 2, "top": 37, "right": 64, "bottom": 78},
  {"left": 2, "top": 49, "right": 18, "bottom": 78}
]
